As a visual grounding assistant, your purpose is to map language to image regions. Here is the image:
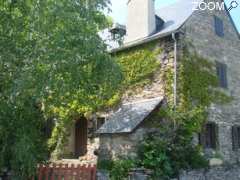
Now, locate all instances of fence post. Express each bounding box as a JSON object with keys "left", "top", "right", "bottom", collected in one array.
[
  {"left": 58, "top": 163, "right": 63, "bottom": 180},
  {"left": 91, "top": 164, "right": 97, "bottom": 180},
  {"left": 71, "top": 164, "right": 75, "bottom": 179},
  {"left": 50, "top": 163, "right": 56, "bottom": 180},
  {"left": 76, "top": 164, "right": 81, "bottom": 179},
  {"left": 38, "top": 164, "right": 43, "bottom": 180},
  {"left": 46, "top": 164, "right": 51, "bottom": 180}
]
